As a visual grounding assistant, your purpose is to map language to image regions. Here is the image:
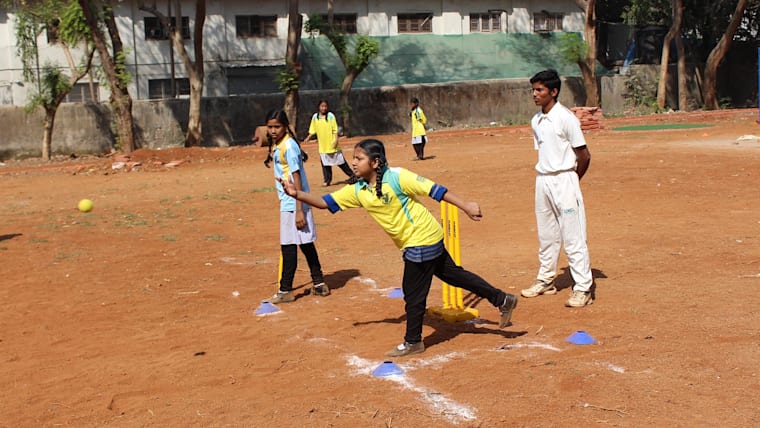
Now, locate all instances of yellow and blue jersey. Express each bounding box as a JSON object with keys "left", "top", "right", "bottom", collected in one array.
[
  {"left": 411, "top": 107, "right": 427, "bottom": 137},
  {"left": 323, "top": 167, "right": 447, "bottom": 250},
  {"left": 308, "top": 112, "right": 340, "bottom": 154},
  {"left": 273, "top": 135, "right": 310, "bottom": 212}
]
